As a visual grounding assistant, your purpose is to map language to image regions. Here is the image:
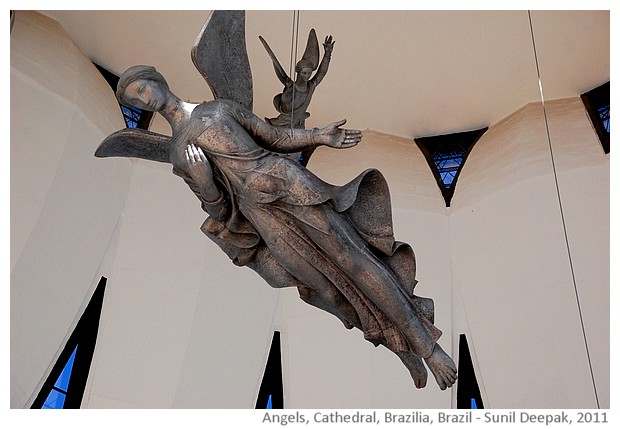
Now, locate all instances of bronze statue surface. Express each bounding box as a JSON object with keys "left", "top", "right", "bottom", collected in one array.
[
  {"left": 95, "top": 11, "right": 456, "bottom": 391},
  {"left": 259, "top": 28, "right": 333, "bottom": 129}
]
